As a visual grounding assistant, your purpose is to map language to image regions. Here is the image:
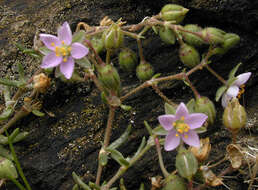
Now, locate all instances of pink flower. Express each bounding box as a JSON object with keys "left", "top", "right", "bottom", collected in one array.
[
  {"left": 222, "top": 72, "right": 251, "bottom": 108},
  {"left": 158, "top": 103, "right": 207, "bottom": 151},
  {"left": 40, "top": 22, "right": 89, "bottom": 79}
]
